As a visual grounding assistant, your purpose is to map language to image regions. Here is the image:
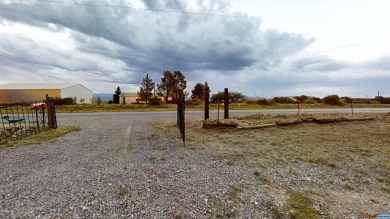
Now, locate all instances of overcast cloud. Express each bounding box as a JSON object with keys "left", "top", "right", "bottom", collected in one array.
[{"left": 0, "top": 0, "right": 389, "bottom": 97}]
